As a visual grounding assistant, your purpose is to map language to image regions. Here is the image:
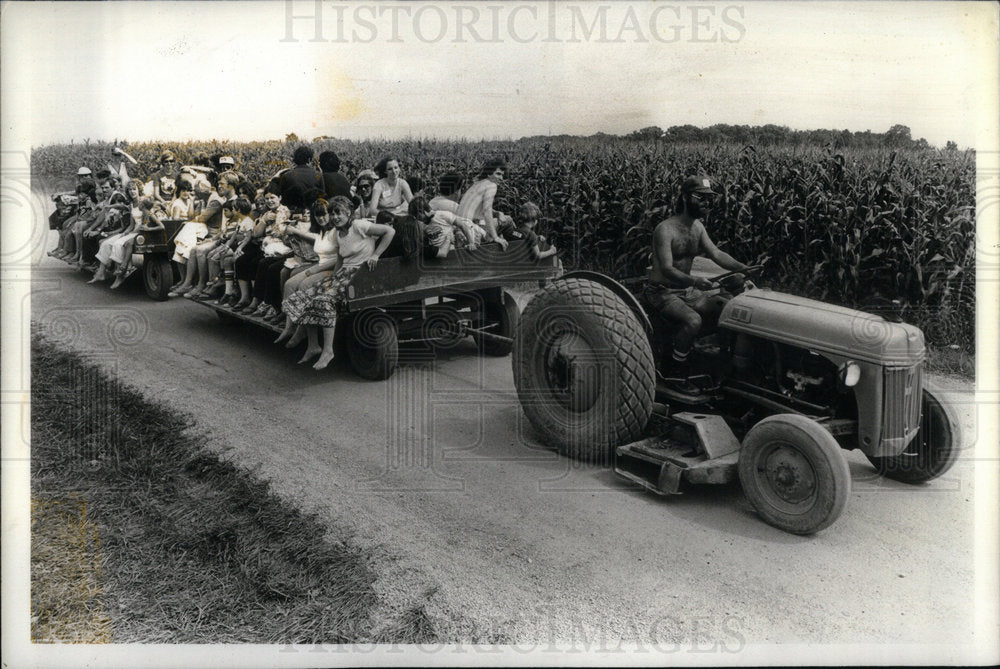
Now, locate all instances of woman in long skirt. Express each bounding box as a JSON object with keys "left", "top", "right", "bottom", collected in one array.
[{"left": 281, "top": 196, "right": 395, "bottom": 370}]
